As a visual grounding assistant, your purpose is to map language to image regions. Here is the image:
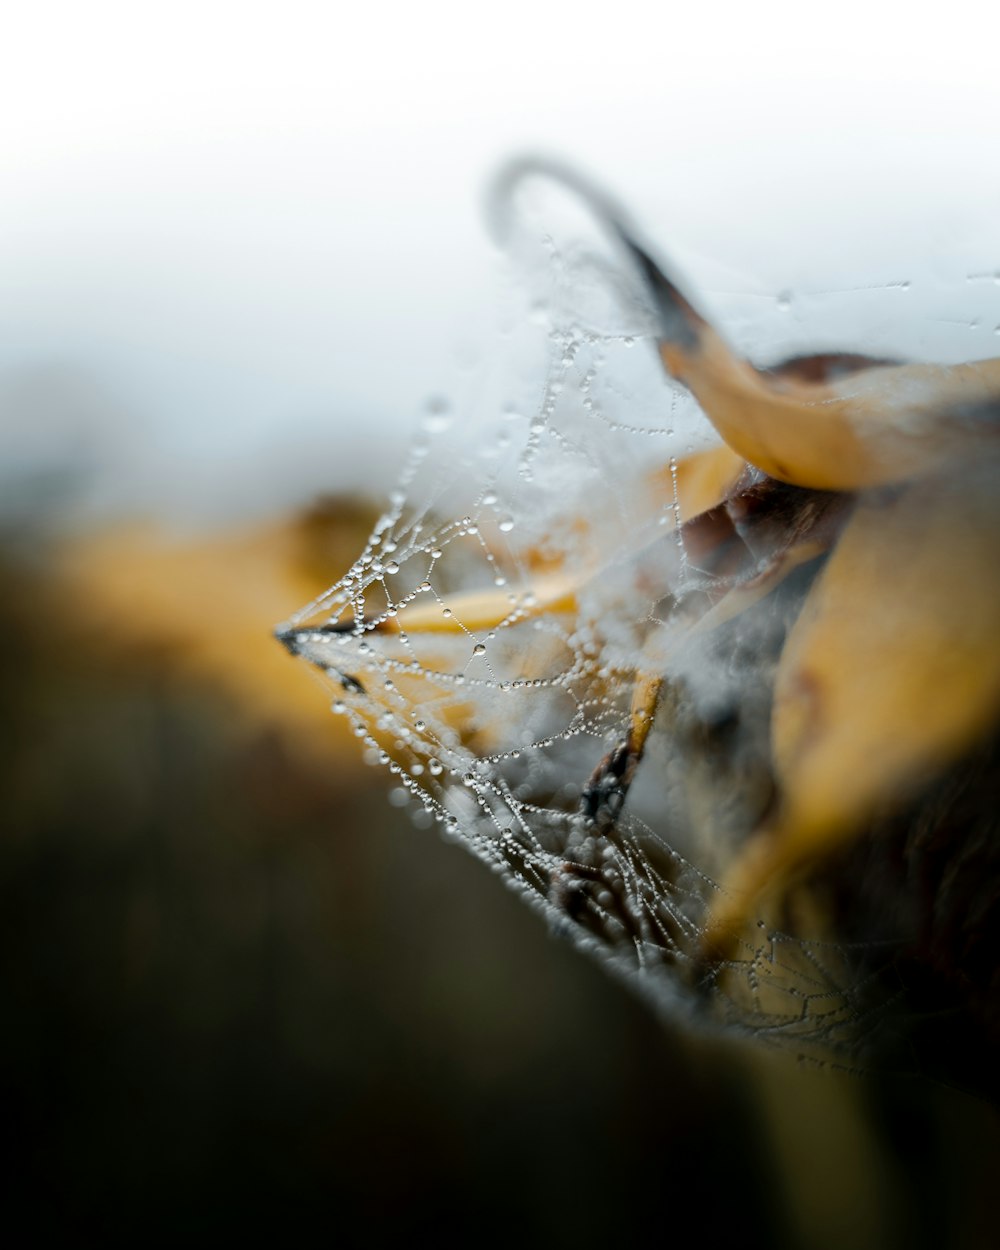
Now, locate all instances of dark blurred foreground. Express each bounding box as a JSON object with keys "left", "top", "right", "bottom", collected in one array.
[{"left": 1, "top": 510, "right": 998, "bottom": 1248}]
